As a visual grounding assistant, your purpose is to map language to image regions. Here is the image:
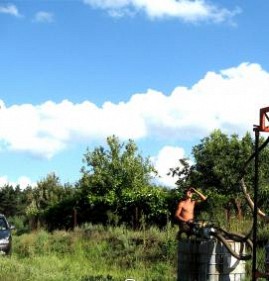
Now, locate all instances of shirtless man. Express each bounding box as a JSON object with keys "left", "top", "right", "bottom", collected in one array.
[{"left": 175, "top": 187, "right": 207, "bottom": 235}]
